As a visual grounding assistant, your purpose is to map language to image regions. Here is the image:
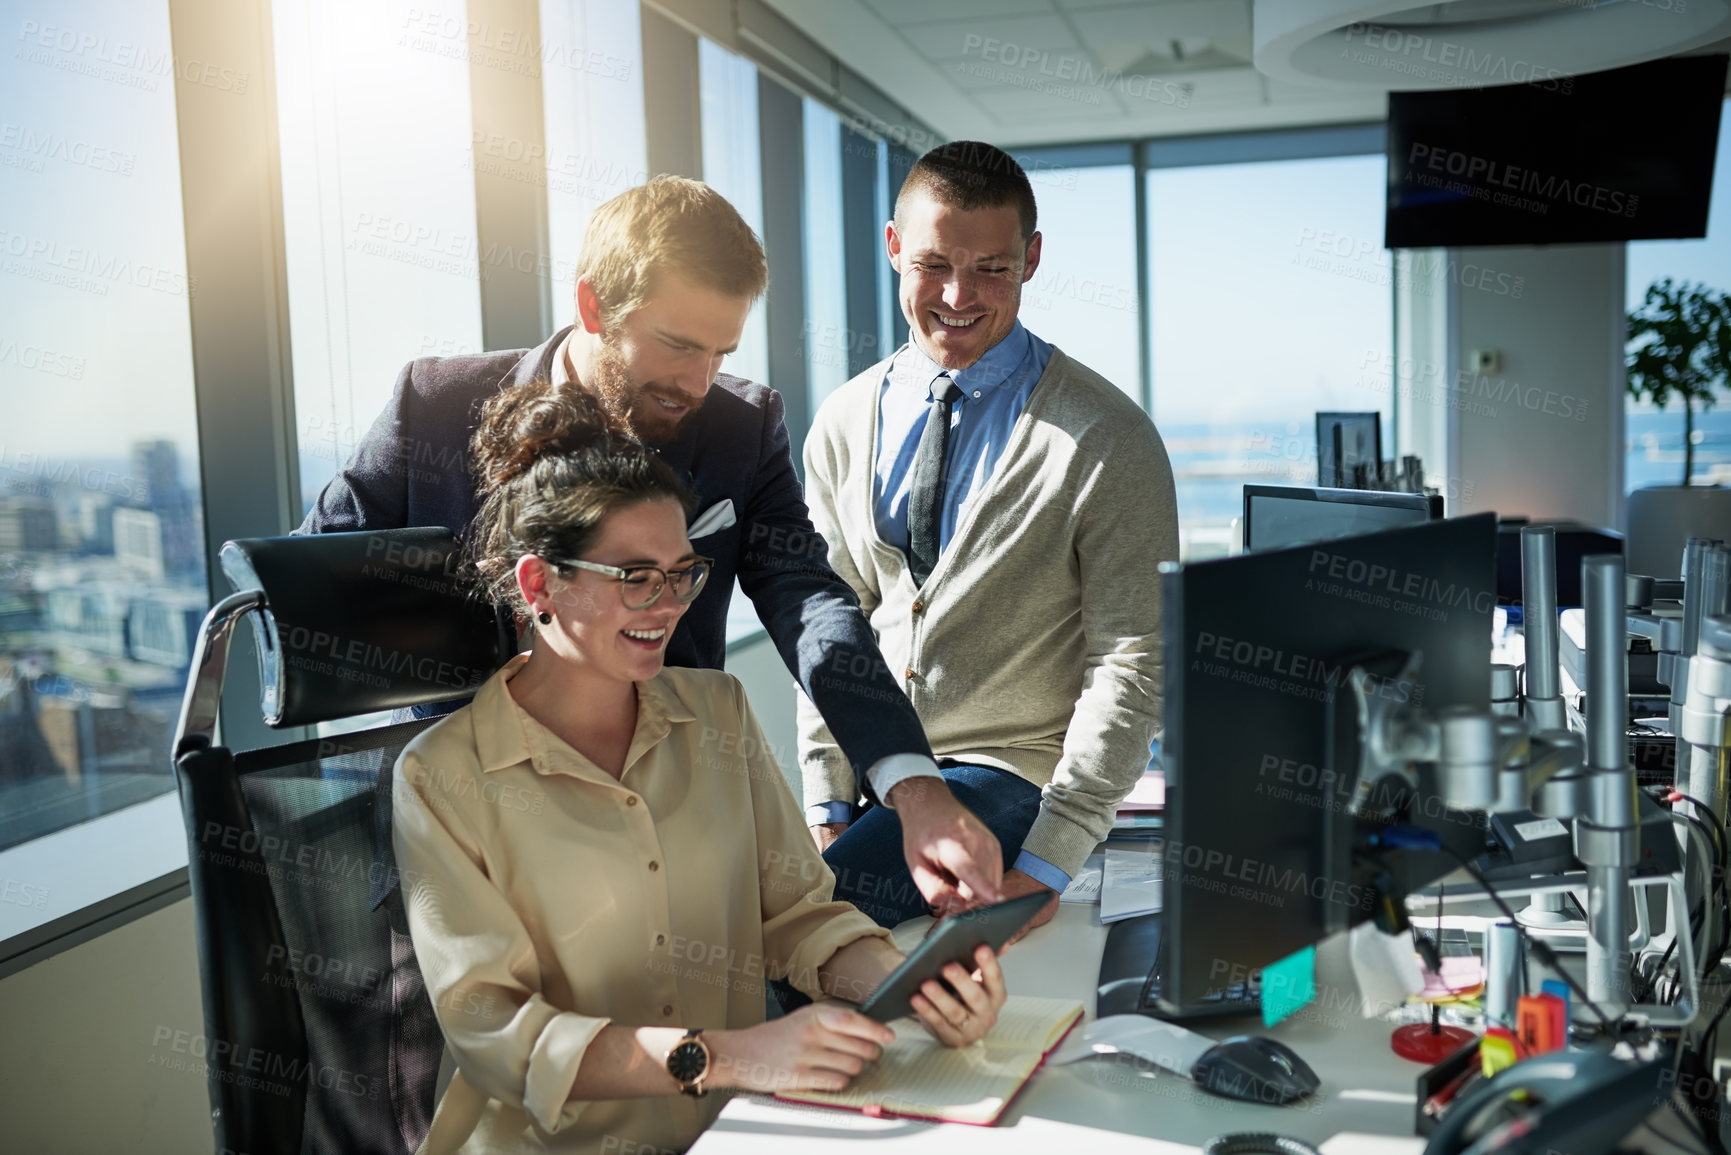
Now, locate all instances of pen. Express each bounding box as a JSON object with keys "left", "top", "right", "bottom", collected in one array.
[{"left": 1422, "top": 1064, "right": 1479, "bottom": 1118}]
